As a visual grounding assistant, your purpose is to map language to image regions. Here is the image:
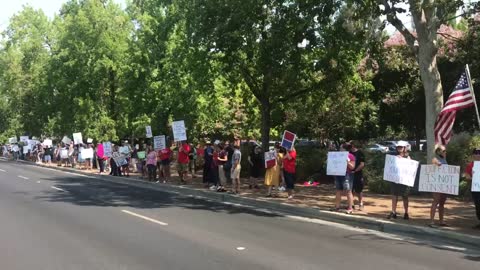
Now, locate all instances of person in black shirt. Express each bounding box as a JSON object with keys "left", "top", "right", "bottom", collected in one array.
[{"left": 349, "top": 141, "right": 365, "bottom": 210}]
